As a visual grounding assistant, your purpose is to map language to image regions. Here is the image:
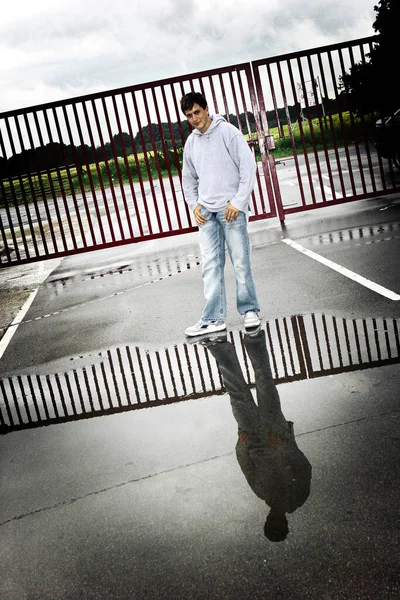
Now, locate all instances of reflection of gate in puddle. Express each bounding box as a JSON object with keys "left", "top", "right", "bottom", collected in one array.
[{"left": 1, "top": 314, "right": 399, "bottom": 433}]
